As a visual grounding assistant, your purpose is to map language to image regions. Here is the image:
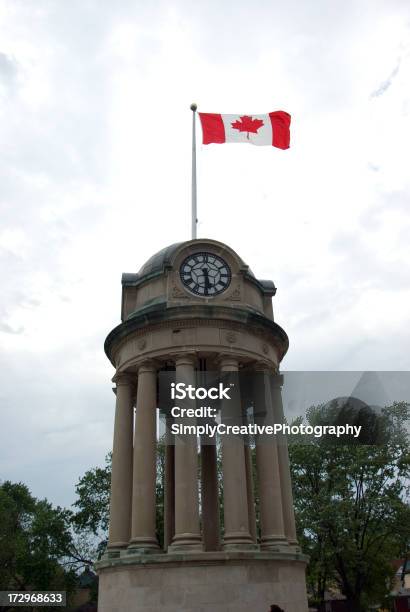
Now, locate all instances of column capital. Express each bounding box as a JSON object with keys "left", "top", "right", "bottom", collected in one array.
[
  {"left": 217, "top": 354, "right": 239, "bottom": 371},
  {"left": 253, "top": 360, "right": 273, "bottom": 373},
  {"left": 112, "top": 371, "right": 135, "bottom": 386},
  {"left": 137, "top": 360, "right": 158, "bottom": 375},
  {"left": 271, "top": 373, "right": 284, "bottom": 388},
  {"left": 174, "top": 353, "right": 197, "bottom": 368}
]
